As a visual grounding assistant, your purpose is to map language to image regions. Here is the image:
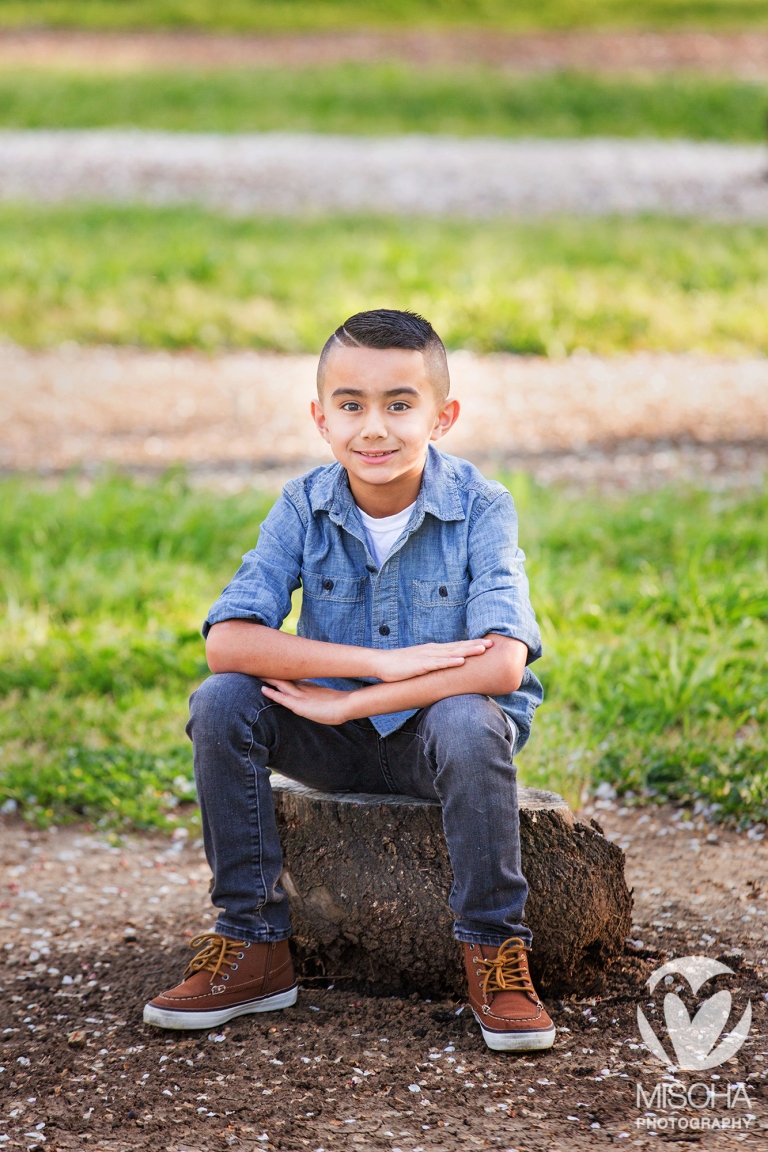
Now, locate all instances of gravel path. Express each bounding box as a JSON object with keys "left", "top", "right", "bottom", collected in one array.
[
  {"left": 3, "top": 345, "right": 768, "bottom": 490},
  {"left": 2, "top": 130, "right": 768, "bottom": 218},
  {"left": 3, "top": 29, "right": 768, "bottom": 77},
  {"left": 0, "top": 803, "right": 765, "bottom": 1149}
]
